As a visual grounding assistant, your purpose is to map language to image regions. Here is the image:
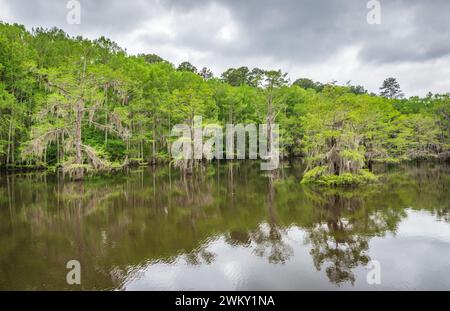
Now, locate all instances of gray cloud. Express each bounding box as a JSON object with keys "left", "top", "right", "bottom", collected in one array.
[
  {"left": 1, "top": 0, "right": 449, "bottom": 96},
  {"left": 357, "top": 0, "right": 450, "bottom": 64}
]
